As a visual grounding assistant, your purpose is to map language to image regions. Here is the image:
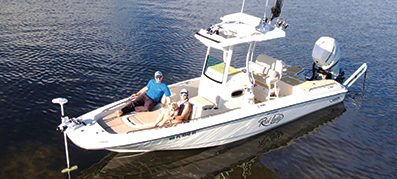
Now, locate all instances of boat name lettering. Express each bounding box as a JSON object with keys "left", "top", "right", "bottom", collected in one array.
[
  {"left": 169, "top": 131, "right": 197, "bottom": 140},
  {"left": 258, "top": 113, "right": 284, "bottom": 127}
]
